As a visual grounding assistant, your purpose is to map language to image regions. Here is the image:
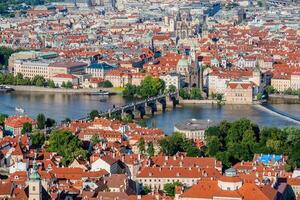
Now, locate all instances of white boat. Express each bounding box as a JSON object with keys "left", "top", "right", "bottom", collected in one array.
[
  {"left": 89, "top": 90, "right": 110, "bottom": 95},
  {"left": 15, "top": 107, "right": 25, "bottom": 113}
]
